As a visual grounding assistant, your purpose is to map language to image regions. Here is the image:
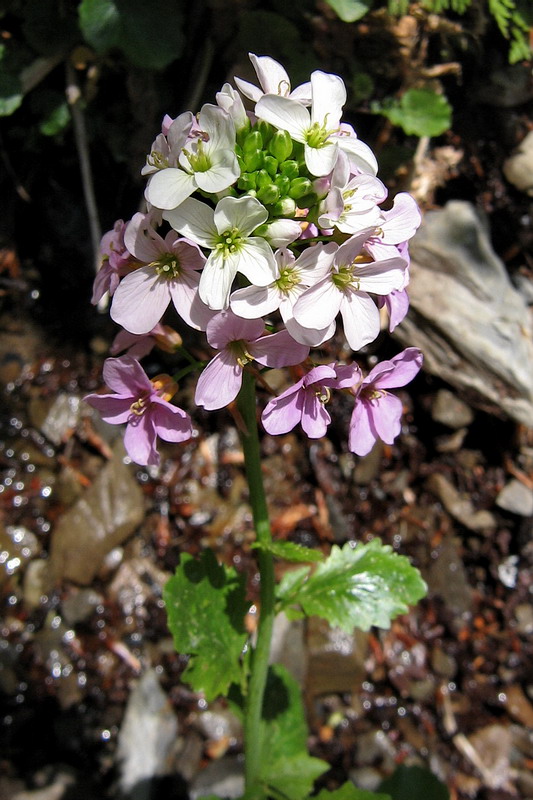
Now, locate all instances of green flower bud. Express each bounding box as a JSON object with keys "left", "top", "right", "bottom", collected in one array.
[
  {"left": 289, "top": 177, "right": 313, "bottom": 200},
  {"left": 257, "top": 183, "right": 280, "bottom": 205},
  {"left": 237, "top": 172, "right": 257, "bottom": 191},
  {"left": 268, "top": 129, "right": 293, "bottom": 161},
  {"left": 274, "top": 174, "right": 291, "bottom": 195},
  {"left": 242, "top": 130, "right": 263, "bottom": 153},
  {"left": 256, "top": 169, "right": 272, "bottom": 189},
  {"left": 244, "top": 149, "right": 264, "bottom": 172},
  {"left": 272, "top": 196, "right": 297, "bottom": 217},
  {"left": 295, "top": 192, "right": 318, "bottom": 209},
  {"left": 279, "top": 160, "right": 299, "bottom": 180},
  {"left": 257, "top": 120, "right": 274, "bottom": 145},
  {"left": 263, "top": 155, "right": 278, "bottom": 178}
]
